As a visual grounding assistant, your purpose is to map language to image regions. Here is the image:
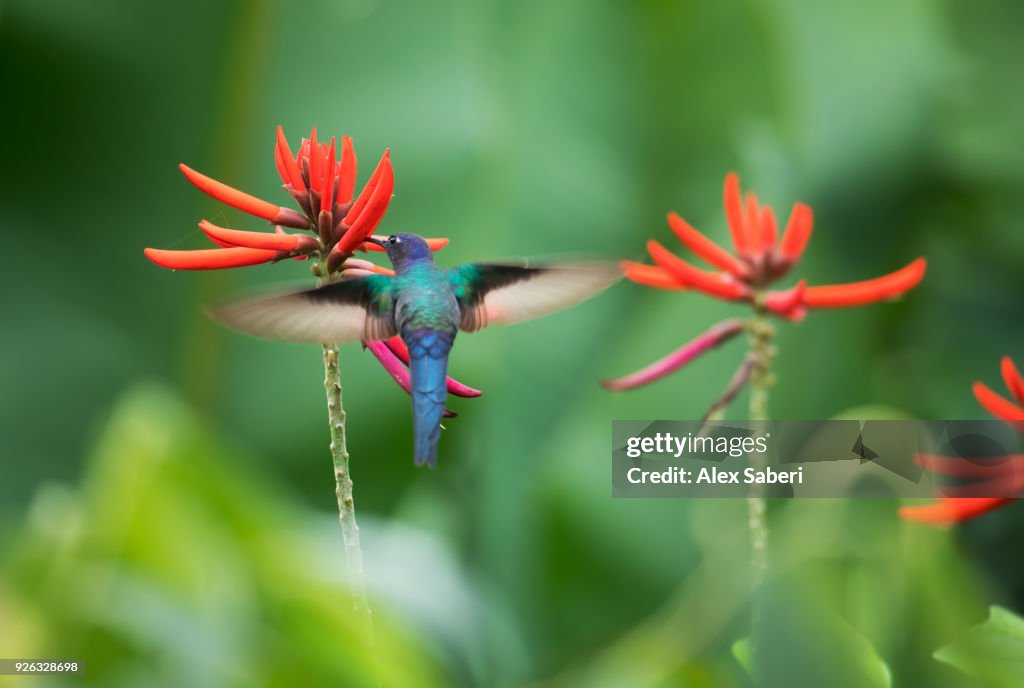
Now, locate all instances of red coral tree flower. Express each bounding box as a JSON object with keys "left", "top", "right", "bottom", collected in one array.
[
  {"left": 144, "top": 126, "right": 449, "bottom": 272},
  {"left": 620, "top": 172, "right": 927, "bottom": 323},
  {"left": 144, "top": 126, "right": 473, "bottom": 404},
  {"left": 605, "top": 173, "right": 927, "bottom": 417},
  {"left": 899, "top": 356, "right": 1024, "bottom": 525}
]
